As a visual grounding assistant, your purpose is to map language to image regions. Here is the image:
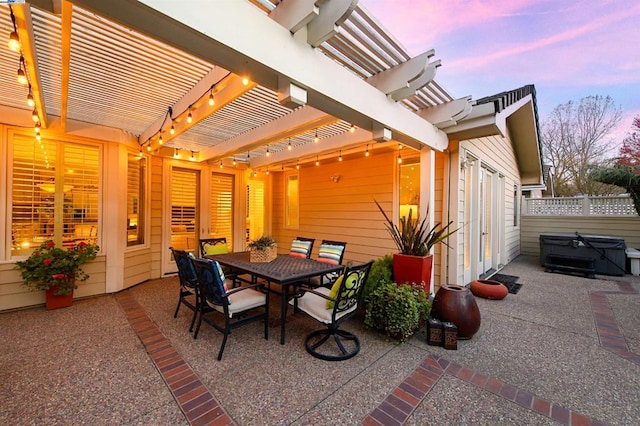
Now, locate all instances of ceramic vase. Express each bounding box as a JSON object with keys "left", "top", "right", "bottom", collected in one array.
[{"left": 431, "top": 284, "right": 480, "bottom": 339}]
